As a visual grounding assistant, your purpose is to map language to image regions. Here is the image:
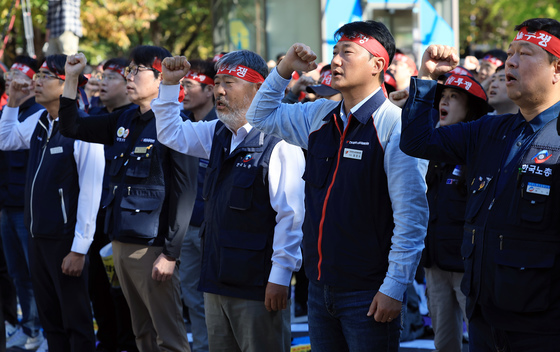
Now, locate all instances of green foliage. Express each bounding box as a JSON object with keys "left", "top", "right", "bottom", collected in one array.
[
  {"left": 459, "top": 0, "right": 558, "bottom": 55},
  {"left": 0, "top": 0, "right": 212, "bottom": 65}
]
